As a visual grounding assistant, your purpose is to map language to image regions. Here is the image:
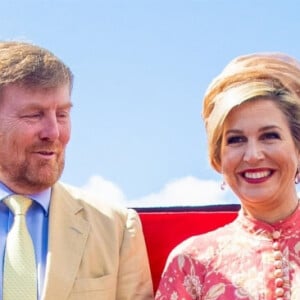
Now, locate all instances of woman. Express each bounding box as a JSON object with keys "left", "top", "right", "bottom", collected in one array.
[{"left": 155, "top": 53, "right": 300, "bottom": 300}]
